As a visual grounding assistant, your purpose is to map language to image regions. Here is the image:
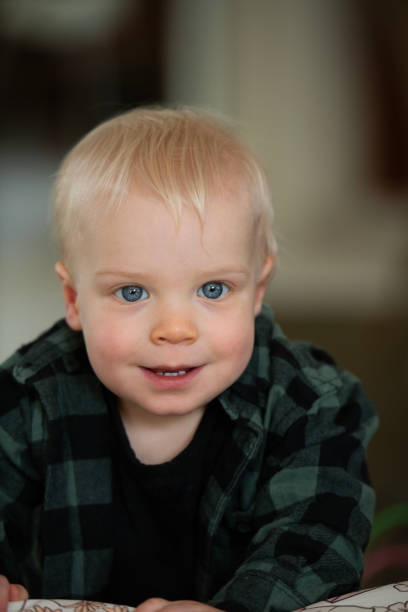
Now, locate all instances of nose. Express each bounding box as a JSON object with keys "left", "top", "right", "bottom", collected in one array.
[{"left": 150, "top": 310, "right": 198, "bottom": 345}]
